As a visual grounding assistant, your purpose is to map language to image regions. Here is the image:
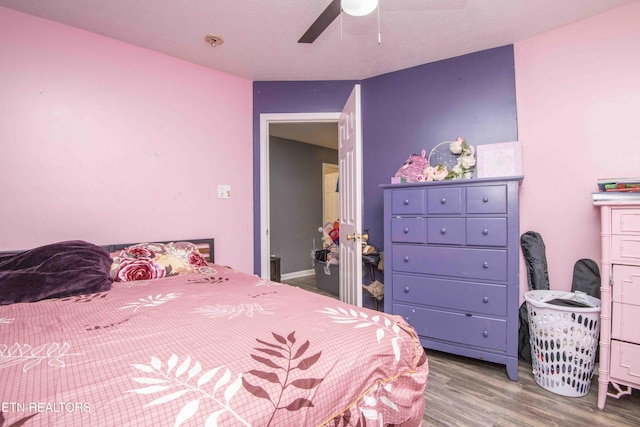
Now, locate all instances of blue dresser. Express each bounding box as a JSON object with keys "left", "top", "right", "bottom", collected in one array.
[{"left": 381, "top": 177, "right": 522, "bottom": 380}]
